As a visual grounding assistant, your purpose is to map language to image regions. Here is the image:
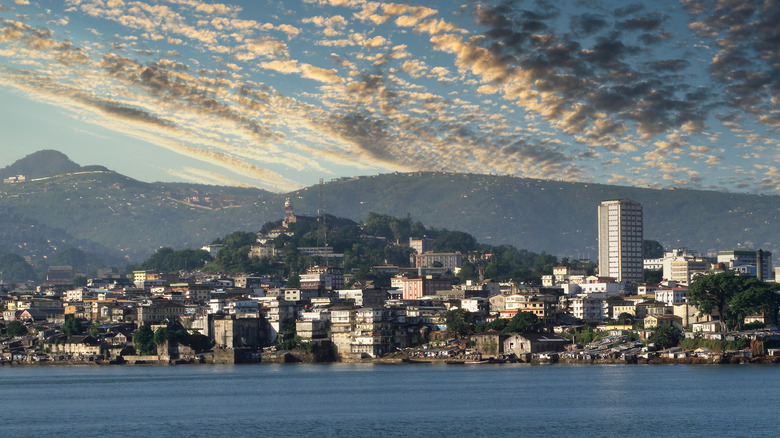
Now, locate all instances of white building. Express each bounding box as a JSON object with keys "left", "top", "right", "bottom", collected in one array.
[
  {"left": 655, "top": 288, "right": 688, "bottom": 306},
  {"left": 570, "top": 296, "right": 604, "bottom": 321},
  {"left": 597, "top": 199, "right": 643, "bottom": 283}
]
